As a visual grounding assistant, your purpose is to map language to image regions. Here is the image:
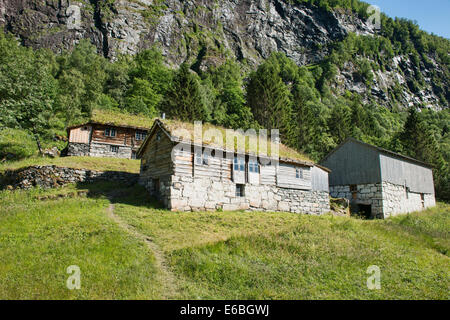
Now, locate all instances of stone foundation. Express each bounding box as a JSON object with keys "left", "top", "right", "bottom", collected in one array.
[
  {"left": 330, "top": 182, "right": 436, "bottom": 218},
  {"left": 89, "top": 142, "right": 132, "bottom": 159},
  {"left": 67, "top": 142, "right": 90, "bottom": 157},
  {"left": 1, "top": 166, "right": 139, "bottom": 190},
  {"left": 67, "top": 142, "right": 134, "bottom": 159},
  {"left": 152, "top": 176, "right": 330, "bottom": 214}
]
